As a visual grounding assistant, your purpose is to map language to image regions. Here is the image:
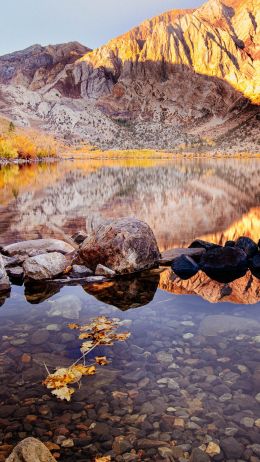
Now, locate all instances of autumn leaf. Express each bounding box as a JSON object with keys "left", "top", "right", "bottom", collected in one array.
[
  {"left": 67, "top": 323, "right": 79, "bottom": 330},
  {"left": 95, "top": 356, "right": 109, "bottom": 366},
  {"left": 112, "top": 332, "right": 131, "bottom": 342},
  {"left": 80, "top": 340, "right": 95, "bottom": 353},
  {"left": 44, "top": 367, "right": 82, "bottom": 389},
  {"left": 72, "top": 364, "right": 96, "bottom": 376},
  {"left": 95, "top": 456, "right": 111, "bottom": 462},
  {"left": 79, "top": 332, "right": 93, "bottom": 340},
  {"left": 51, "top": 386, "right": 75, "bottom": 401}
]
